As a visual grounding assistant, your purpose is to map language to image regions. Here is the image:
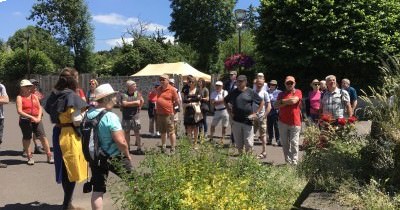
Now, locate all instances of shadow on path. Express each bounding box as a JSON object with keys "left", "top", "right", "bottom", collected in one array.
[{"left": 0, "top": 201, "right": 62, "bottom": 210}]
